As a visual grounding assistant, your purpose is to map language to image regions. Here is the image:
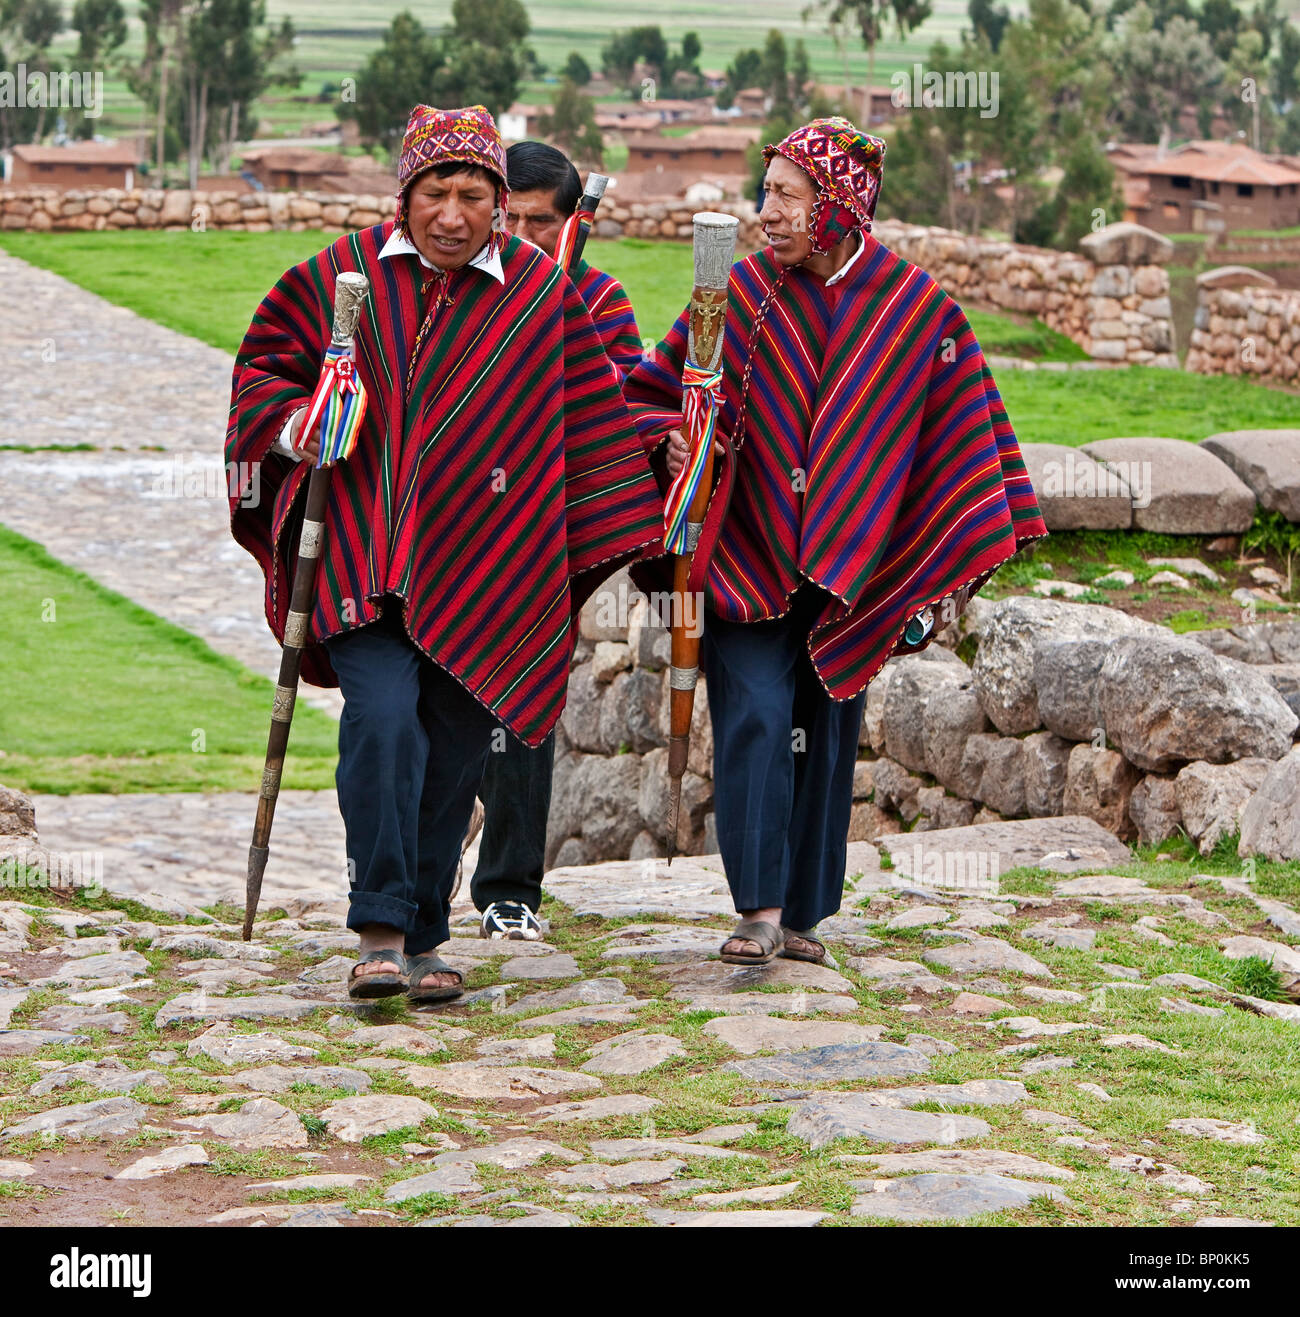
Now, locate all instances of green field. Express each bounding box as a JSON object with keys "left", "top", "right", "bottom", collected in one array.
[
  {"left": 2, "top": 227, "right": 1295, "bottom": 449},
  {"left": 55, "top": 0, "right": 1028, "bottom": 140},
  {"left": 0, "top": 526, "right": 339, "bottom": 794}
]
